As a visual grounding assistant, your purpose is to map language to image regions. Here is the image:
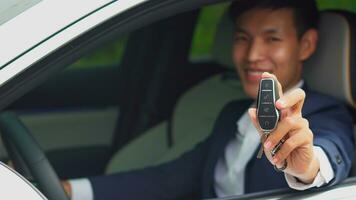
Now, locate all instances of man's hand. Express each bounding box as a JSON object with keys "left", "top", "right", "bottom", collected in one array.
[
  {"left": 62, "top": 181, "right": 72, "bottom": 199},
  {"left": 249, "top": 72, "right": 320, "bottom": 184}
]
